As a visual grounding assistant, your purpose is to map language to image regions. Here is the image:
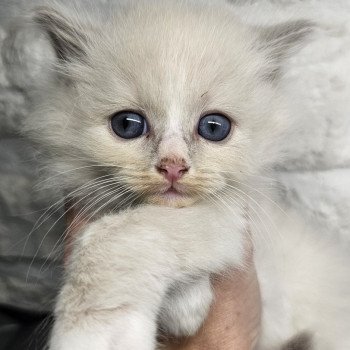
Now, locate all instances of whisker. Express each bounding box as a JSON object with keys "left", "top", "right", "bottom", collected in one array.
[
  {"left": 225, "top": 177, "right": 289, "bottom": 220},
  {"left": 41, "top": 182, "right": 137, "bottom": 271},
  {"left": 38, "top": 181, "right": 126, "bottom": 274},
  {"left": 20, "top": 174, "right": 118, "bottom": 259},
  {"left": 223, "top": 186, "right": 278, "bottom": 249},
  {"left": 27, "top": 179, "right": 124, "bottom": 281}
]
